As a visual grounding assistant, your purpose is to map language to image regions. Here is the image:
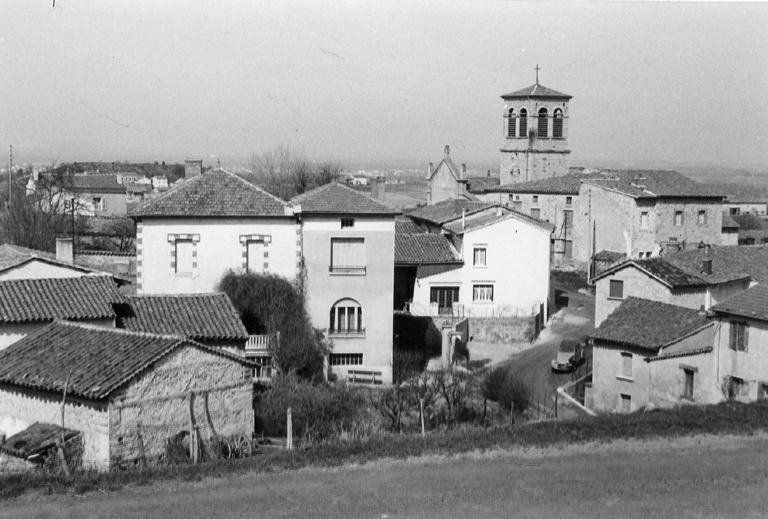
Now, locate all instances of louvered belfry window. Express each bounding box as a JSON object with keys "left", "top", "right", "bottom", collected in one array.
[
  {"left": 518, "top": 109, "right": 528, "bottom": 137},
  {"left": 553, "top": 108, "right": 563, "bottom": 138},
  {"left": 538, "top": 108, "right": 548, "bottom": 138}
]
